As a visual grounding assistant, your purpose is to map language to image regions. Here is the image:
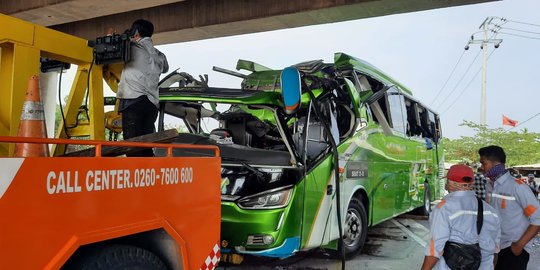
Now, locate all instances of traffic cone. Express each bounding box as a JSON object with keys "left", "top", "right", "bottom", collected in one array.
[{"left": 13, "top": 76, "right": 50, "bottom": 157}]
